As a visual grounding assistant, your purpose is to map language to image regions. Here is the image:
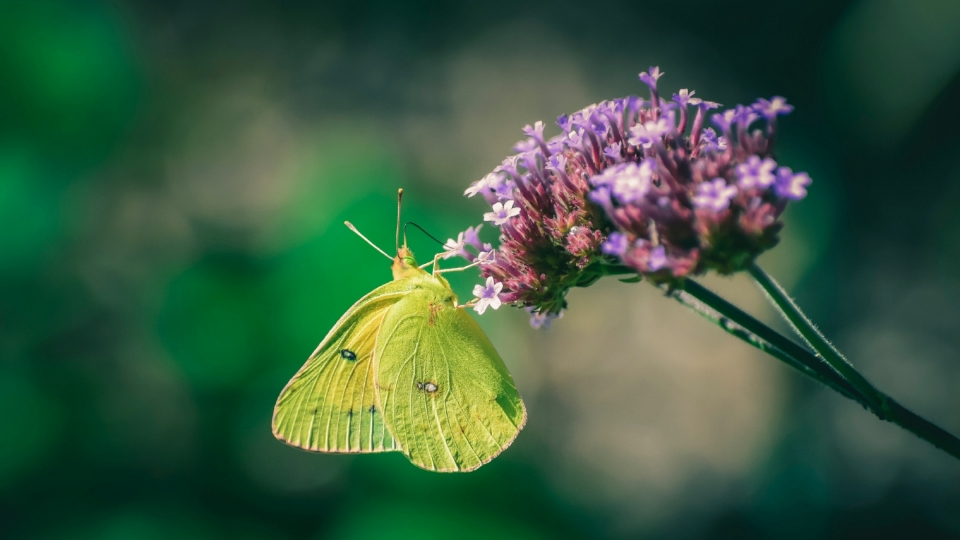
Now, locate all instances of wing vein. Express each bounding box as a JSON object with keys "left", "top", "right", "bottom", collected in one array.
[
  {"left": 437, "top": 331, "right": 480, "bottom": 468},
  {"left": 430, "top": 329, "right": 458, "bottom": 470}
]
